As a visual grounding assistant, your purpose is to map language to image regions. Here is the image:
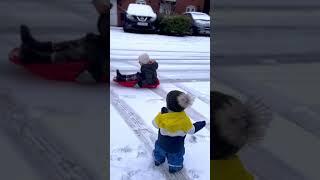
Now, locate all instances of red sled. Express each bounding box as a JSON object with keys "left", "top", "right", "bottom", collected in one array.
[
  {"left": 113, "top": 78, "right": 160, "bottom": 88},
  {"left": 9, "top": 48, "right": 102, "bottom": 82}
]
